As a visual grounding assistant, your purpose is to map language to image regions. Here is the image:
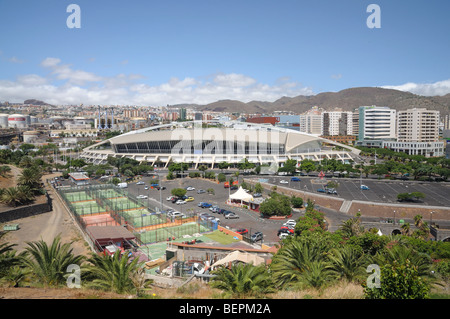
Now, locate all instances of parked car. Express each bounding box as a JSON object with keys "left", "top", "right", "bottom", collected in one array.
[
  {"left": 217, "top": 208, "right": 227, "bottom": 215},
  {"left": 171, "top": 197, "right": 179, "bottom": 203},
  {"left": 277, "top": 228, "right": 294, "bottom": 236},
  {"left": 284, "top": 219, "right": 296, "bottom": 227},
  {"left": 230, "top": 185, "right": 238, "bottom": 190},
  {"left": 222, "top": 210, "right": 233, "bottom": 216},
  {"left": 156, "top": 186, "right": 166, "bottom": 190},
  {"left": 136, "top": 181, "right": 145, "bottom": 185},
  {"left": 327, "top": 188, "right": 337, "bottom": 194},
  {"left": 176, "top": 199, "right": 186, "bottom": 205},
  {"left": 236, "top": 228, "right": 248, "bottom": 235},
  {"left": 185, "top": 197, "right": 195, "bottom": 202},
  {"left": 253, "top": 193, "right": 262, "bottom": 198},
  {"left": 151, "top": 183, "right": 159, "bottom": 187},
  {"left": 186, "top": 186, "right": 195, "bottom": 191},
  {"left": 280, "top": 180, "right": 288, "bottom": 184},
  {"left": 144, "top": 186, "right": 149, "bottom": 190},
  {"left": 250, "top": 232, "right": 263, "bottom": 242},
  {"left": 168, "top": 211, "right": 185, "bottom": 218},
  {"left": 209, "top": 205, "right": 220, "bottom": 213},
  {"left": 136, "top": 195, "right": 148, "bottom": 199},
  {"left": 291, "top": 177, "right": 301, "bottom": 182},
  {"left": 279, "top": 233, "right": 290, "bottom": 239},
  {"left": 360, "top": 185, "right": 370, "bottom": 190},
  {"left": 167, "top": 195, "right": 176, "bottom": 201},
  {"left": 225, "top": 212, "right": 239, "bottom": 219},
  {"left": 198, "top": 202, "right": 212, "bottom": 208},
  {"left": 316, "top": 188, "right": 326, "bottom": 193},
  {"left": 197, "top": 189, "right": 206, "bottom": 194}
]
